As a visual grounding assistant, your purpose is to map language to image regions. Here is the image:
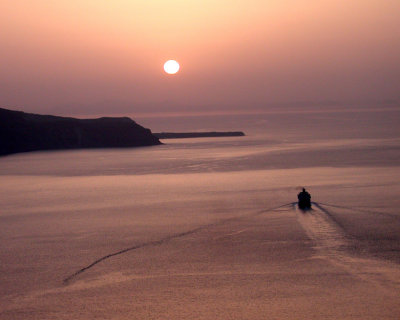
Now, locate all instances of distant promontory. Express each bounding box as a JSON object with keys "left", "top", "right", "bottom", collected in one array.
[
  {"left": 154, "top": 132, "right": 245, "bottom": 139},
  {"left": 0, "top": 107, "right": 161, "bottom": 156}
]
